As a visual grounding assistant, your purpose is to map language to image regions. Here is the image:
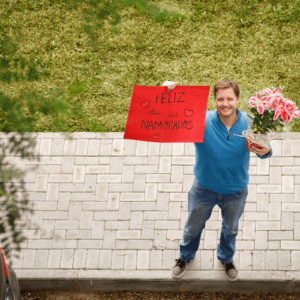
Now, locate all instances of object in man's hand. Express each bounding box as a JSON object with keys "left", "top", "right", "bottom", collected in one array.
[{"left": 245, "top": 136, "right": 262, "bottom": 151}]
